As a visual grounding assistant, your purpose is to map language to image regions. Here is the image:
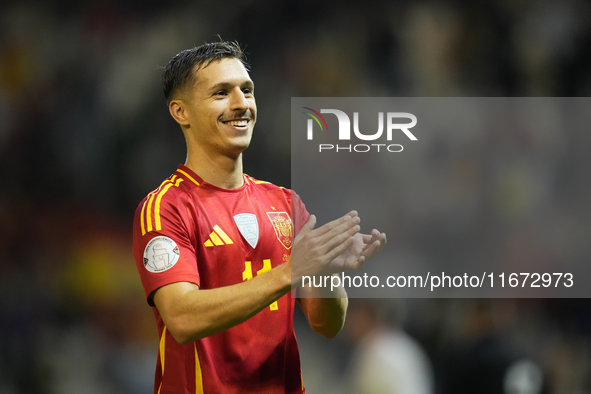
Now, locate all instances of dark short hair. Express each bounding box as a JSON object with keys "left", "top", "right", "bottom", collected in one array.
[{"left": 162, "top": 40, "right": 248, "bottom": 104}]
